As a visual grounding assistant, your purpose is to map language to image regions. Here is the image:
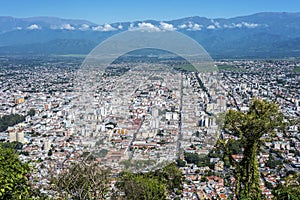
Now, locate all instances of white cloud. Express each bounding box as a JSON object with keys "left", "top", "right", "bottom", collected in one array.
[
  {"left": 192, "top": 23, "right": 202, "bottom": 30},
  {"left": 138, "top": 22, "right": 160, "bottom": 31},
  {"left": 92, "top": 25, "right": 103, "bottom": 31},
  {"left": 79, "top": 24, "right": 89, "bottom": 30},
  {"left": 102, "top": 24, "right": 117, "bottom": 31},
  {"left": 16, "top": 27, "right": 22, "bottom": 30},
  {"left": 210, "top": 19, "right": 220, "bottom": 28},
  {"left": 118, "top": 24, "right": 123, "bottom": 29},
  {"left": 207, "top": 25, "right": 216, "bottom": 29},
  {"left": 242, "top": 22, "right": 259, "bottom": 28},
  {"left": 224, "top": 23, "right": 241, "bottom": 28},
  {"left": 235, "top": 23, "right": 243, "bottom": 28},
  {"left": 178, "top": 24, "right": 187, "bottom": 29},
  {"left": 159, "top": 22, "right": 176, "bottom": 31},
  {"left": 185, "top": 22, "right": 202, "bottom": 31},
  {"left": 130, "top": 22, "right": 160, "bottom": 32},
  {"left": 92, "top": 24, "right": 116, "bottom": 31},
  {"left": 27, "top": 24, "right": 41, "bottom": 30},
  {"left": 223, "top": 22, "right": 260, "bottom": 29},
  {"left": 61, "top": 24, "right": 75, "bottom": 30}
]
